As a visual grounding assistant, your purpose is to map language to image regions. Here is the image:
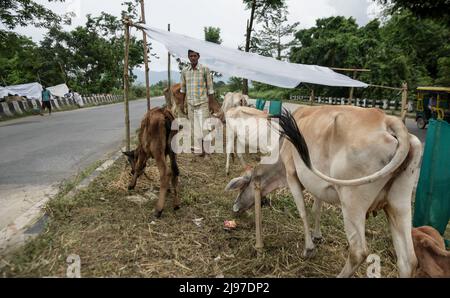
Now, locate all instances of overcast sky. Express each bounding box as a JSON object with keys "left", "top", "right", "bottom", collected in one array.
[{"left": 8, "top": 0, "right": 382, "bottom": 71}]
